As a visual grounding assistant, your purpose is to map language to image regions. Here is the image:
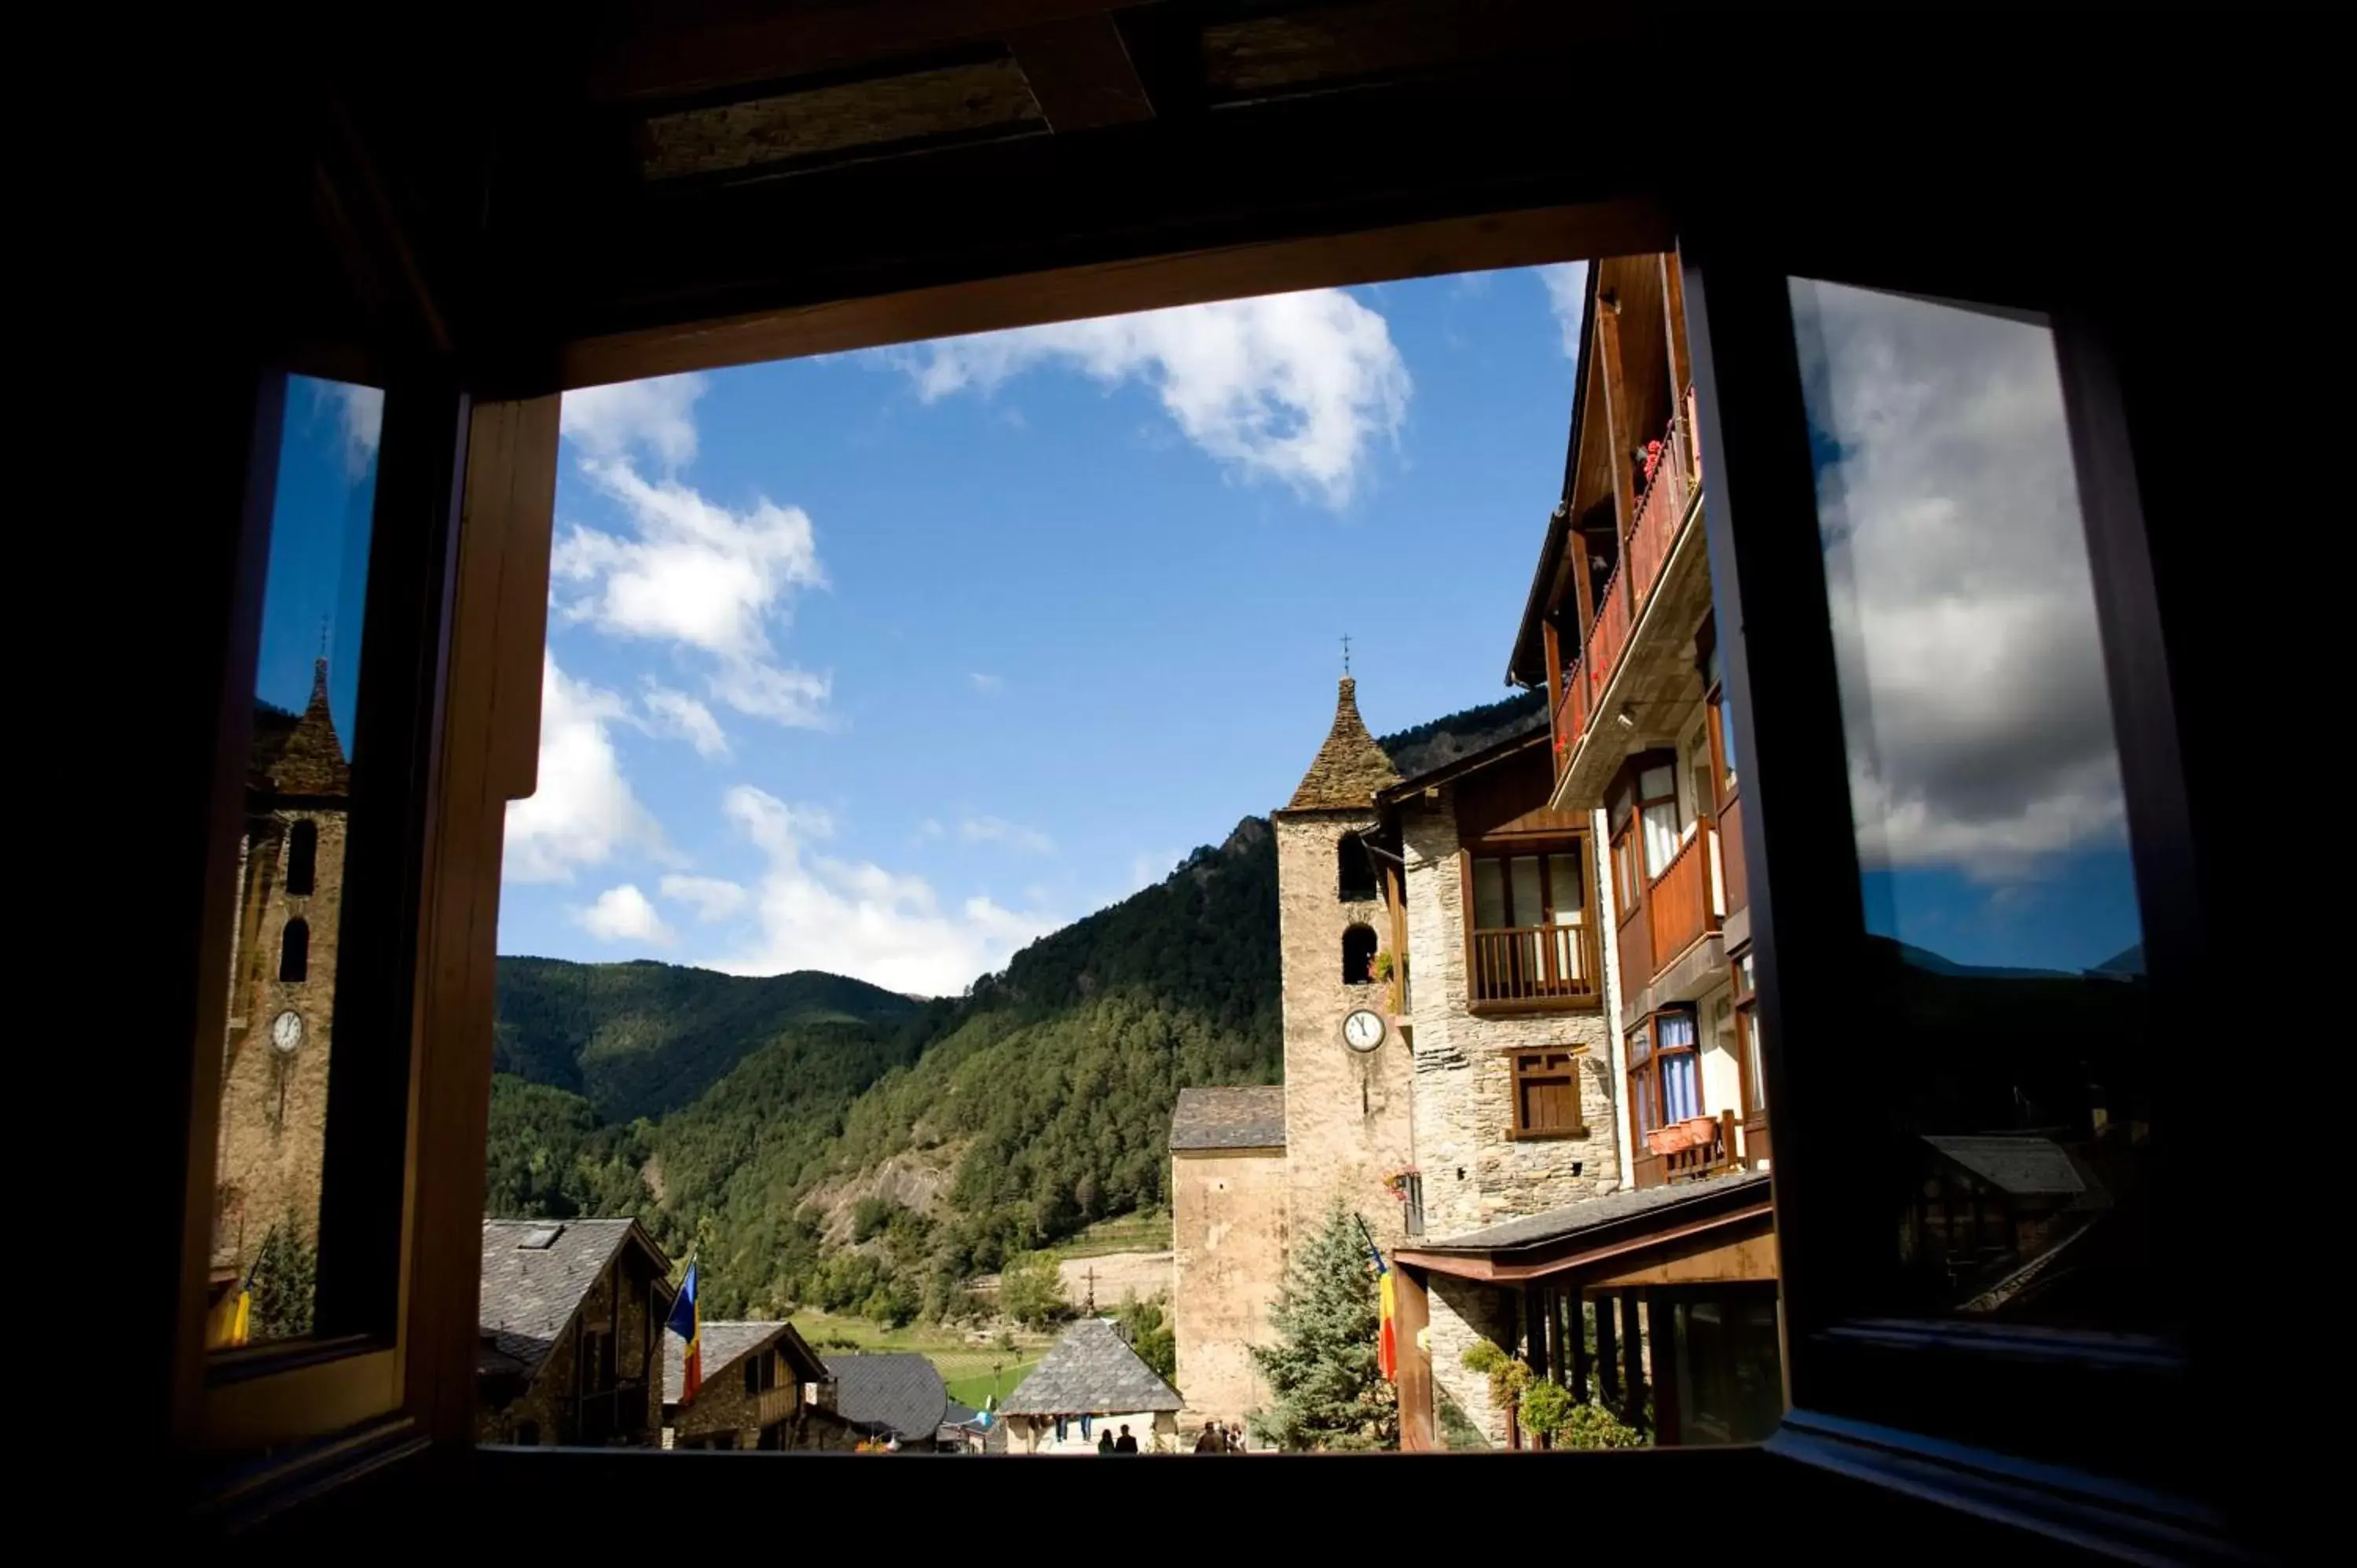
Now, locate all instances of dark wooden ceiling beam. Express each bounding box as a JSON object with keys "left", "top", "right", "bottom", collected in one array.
[
  {"left": 586, "top": 0, "right": 1146, "bottom": 104},
  {"left": 1009, "top": 14, "right": 1157, "bottom": 132}
]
